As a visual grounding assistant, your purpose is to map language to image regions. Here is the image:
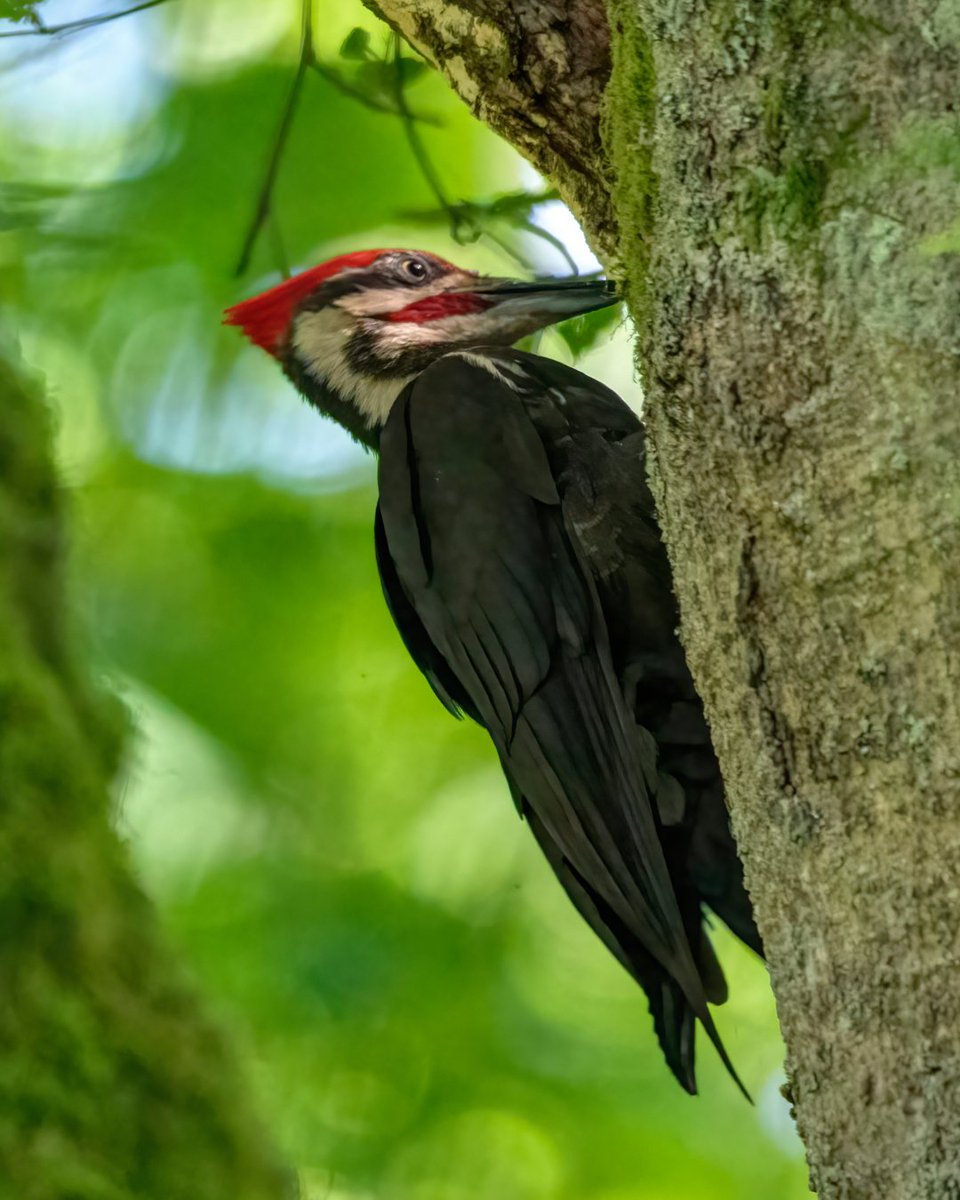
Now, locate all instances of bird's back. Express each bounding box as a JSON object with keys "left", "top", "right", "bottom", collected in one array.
[
  {"left": 502, "top": 350, "right": 761, "bottom": 957},
  {"left": 376, "top": 347, "right": 760, "bottom": 1094}
]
